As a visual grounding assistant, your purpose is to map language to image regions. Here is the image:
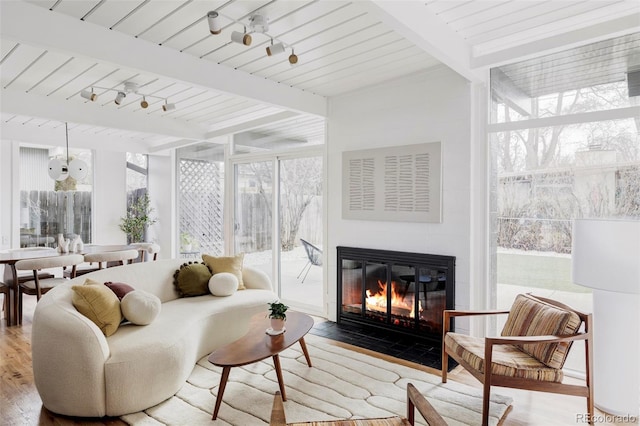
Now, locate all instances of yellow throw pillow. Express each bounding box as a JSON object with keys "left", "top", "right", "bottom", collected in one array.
[
  {"left": 202, "top": 253, "right": 245, "bottom": 290},
  {"left": 72, "top": 279, "right": 122, "bottom": 336}
]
